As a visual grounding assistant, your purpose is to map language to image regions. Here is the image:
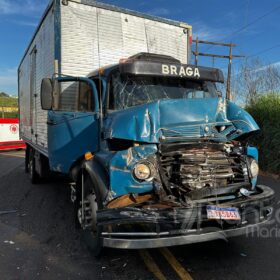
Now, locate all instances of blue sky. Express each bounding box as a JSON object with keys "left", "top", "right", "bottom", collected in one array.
[{"left": 0, "top": 0, "right": 279, "bottom": 95}]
